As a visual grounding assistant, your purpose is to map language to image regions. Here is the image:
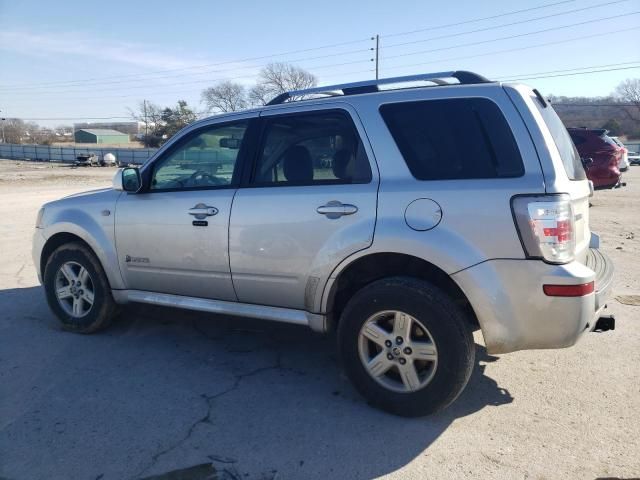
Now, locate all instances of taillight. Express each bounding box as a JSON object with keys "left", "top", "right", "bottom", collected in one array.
[
  {"left": 511, "top": 194, "right": 576, "bottom": 264},
  {"left": 610, "top": 153, "right": 620, "bottom": 166}
]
